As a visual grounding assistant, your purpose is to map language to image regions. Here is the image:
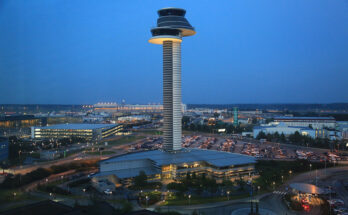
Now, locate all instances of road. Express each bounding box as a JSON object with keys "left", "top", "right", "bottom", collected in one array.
[
  {"left": 9, "top": 137, "right": 142, "bottom": 175},
  {"left": 153, "top": 193, "right": 295, "bottom": 215}
]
